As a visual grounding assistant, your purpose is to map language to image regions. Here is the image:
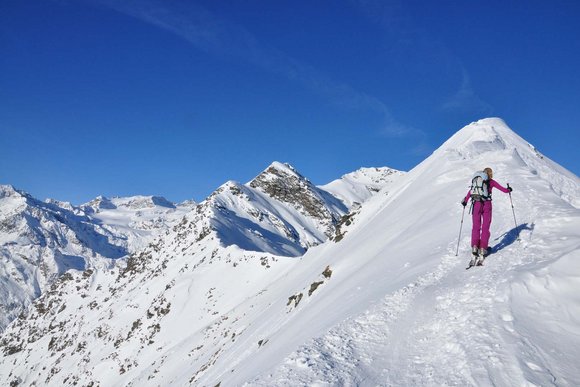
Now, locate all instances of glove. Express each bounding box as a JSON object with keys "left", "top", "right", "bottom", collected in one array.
[
  {"left": 461, "top": 199, "right": 467, "bottom": 207},
  {"left": 507, "top": 186, "right": 513, "bottom": 193}
]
